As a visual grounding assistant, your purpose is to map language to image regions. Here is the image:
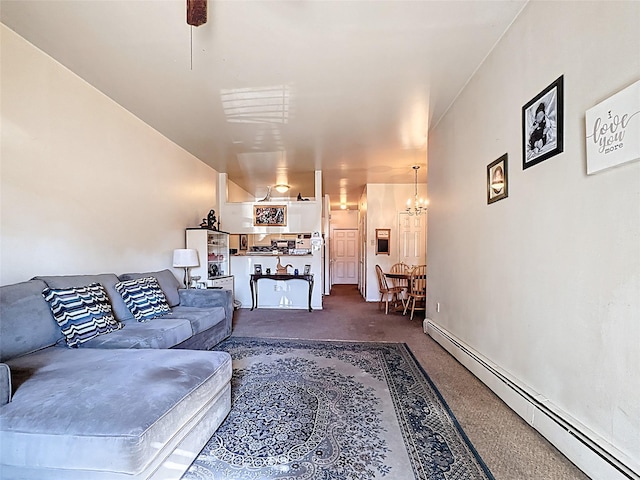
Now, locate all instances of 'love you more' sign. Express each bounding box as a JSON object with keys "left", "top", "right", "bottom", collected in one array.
[{"left": 586, "top": 79, "right": 640, "bottom": 174}]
